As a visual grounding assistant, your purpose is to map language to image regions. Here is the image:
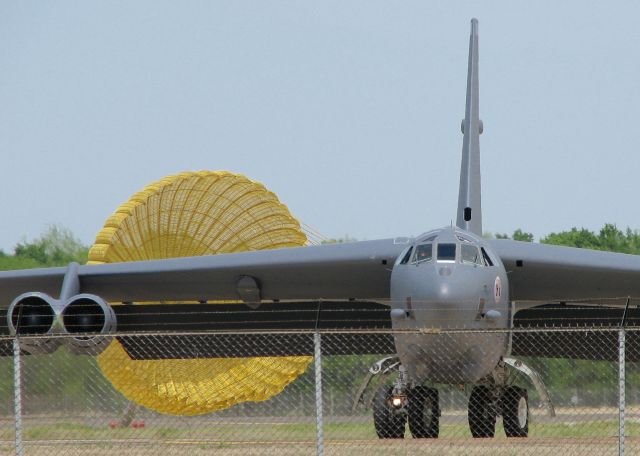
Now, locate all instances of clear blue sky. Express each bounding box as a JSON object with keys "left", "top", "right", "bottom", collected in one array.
[{"left": 1, "top": 2, "right": 639, "bottom": 251}]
